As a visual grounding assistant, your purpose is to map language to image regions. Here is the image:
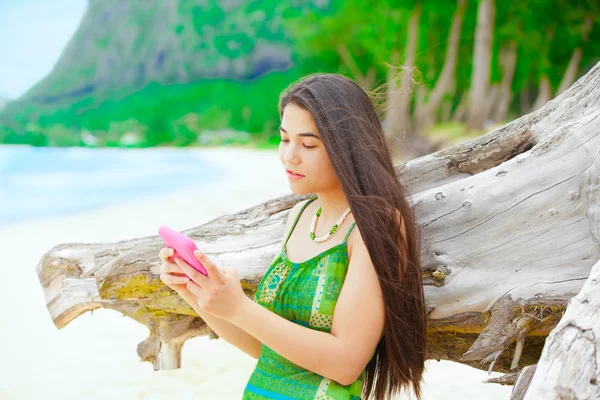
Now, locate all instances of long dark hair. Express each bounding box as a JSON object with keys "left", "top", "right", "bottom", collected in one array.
[{"left": 278, "top": 73, "right": 427, "bottom": 400}]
